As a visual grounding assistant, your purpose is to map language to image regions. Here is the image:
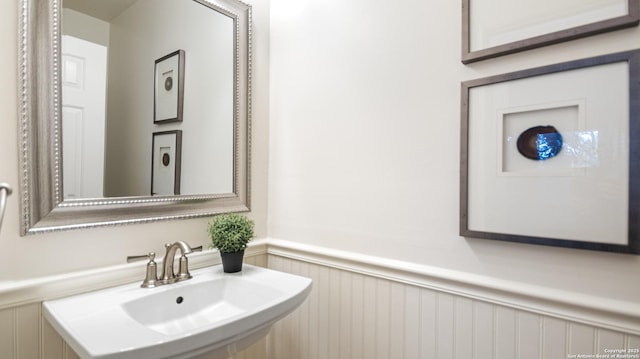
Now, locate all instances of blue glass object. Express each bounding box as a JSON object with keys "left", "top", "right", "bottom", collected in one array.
[
  {"left": 535, "top": 132, "right": 563, "bottom": 160},
  {"left": 517, "top": 126, "right": 563, "bottom": 161}
]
